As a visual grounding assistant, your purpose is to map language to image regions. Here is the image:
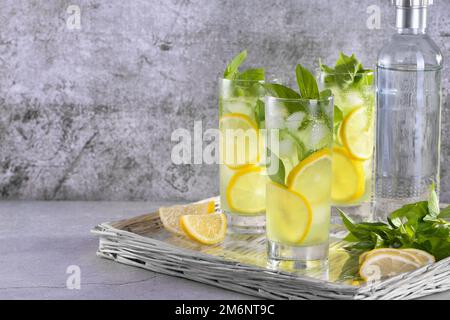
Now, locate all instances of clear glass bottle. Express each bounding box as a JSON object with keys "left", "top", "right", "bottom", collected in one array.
[{"left": 375, "top": 0, "right": 443, "bottom": 220}]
